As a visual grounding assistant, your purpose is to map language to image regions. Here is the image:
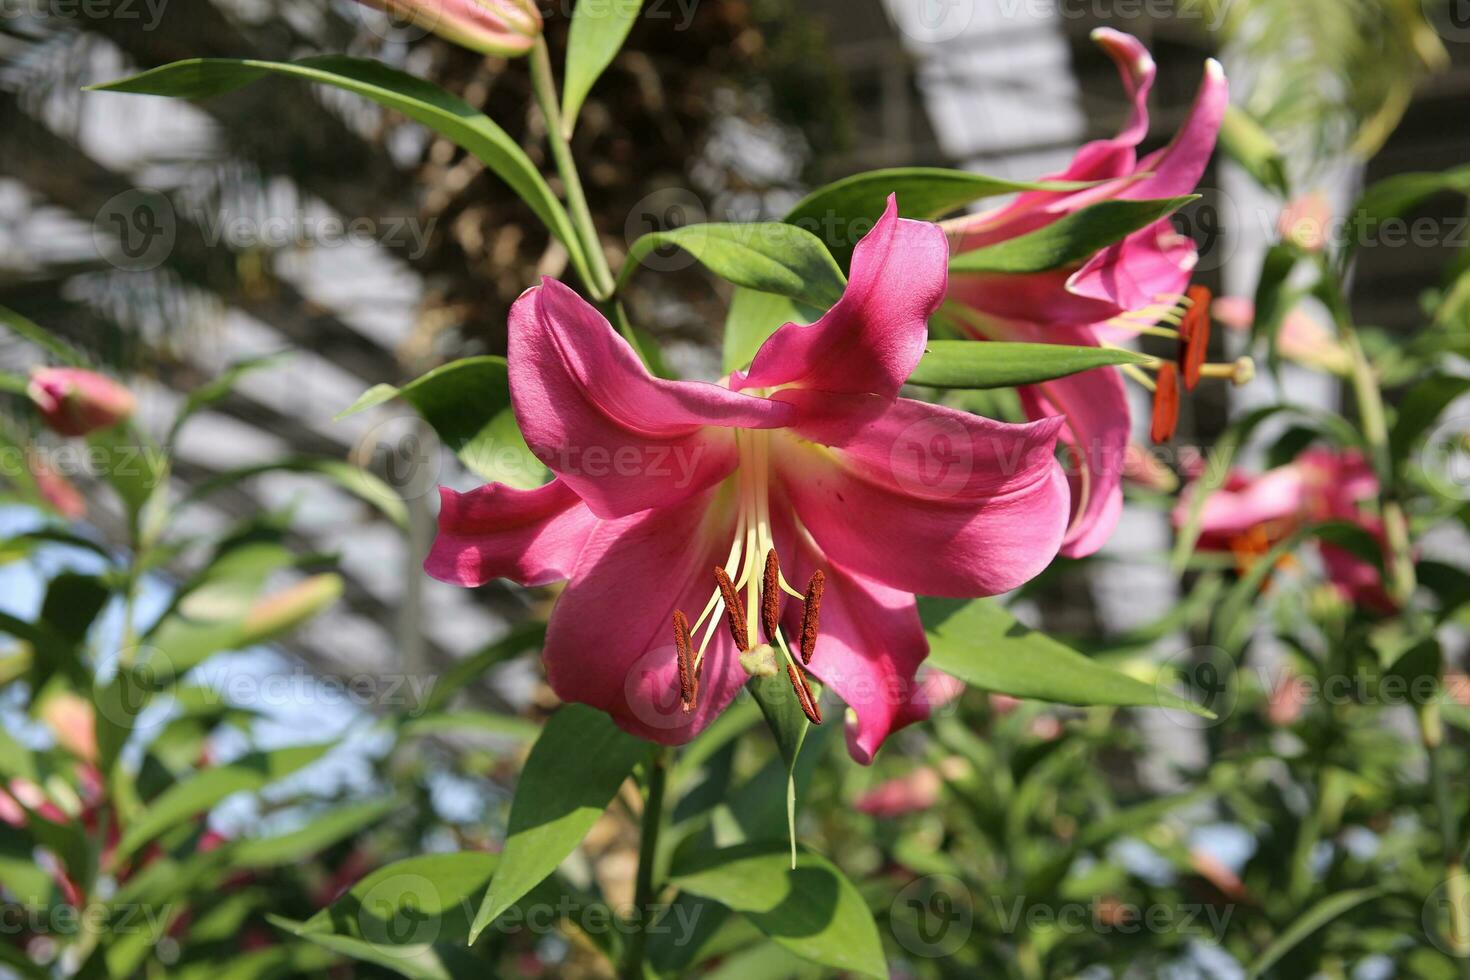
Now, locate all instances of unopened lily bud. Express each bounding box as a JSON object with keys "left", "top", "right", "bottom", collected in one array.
[
  {"left": 27, "top": 367, "right": 134, "bottom": 437},
  {"left": 739, "top": 643, "right": 779, "bottom": 678},
  {"left": 40, "top": 692, "right": 97, "bottom": 764},
  {"left": 1277, "top": 191, "right": 1331, "bottom": 252},
  {"left": 356, "top": 0, "right": 542, "bottom": 57},
  {"left": 239, "top": 574, "right": 344, "bottom": 647}
]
